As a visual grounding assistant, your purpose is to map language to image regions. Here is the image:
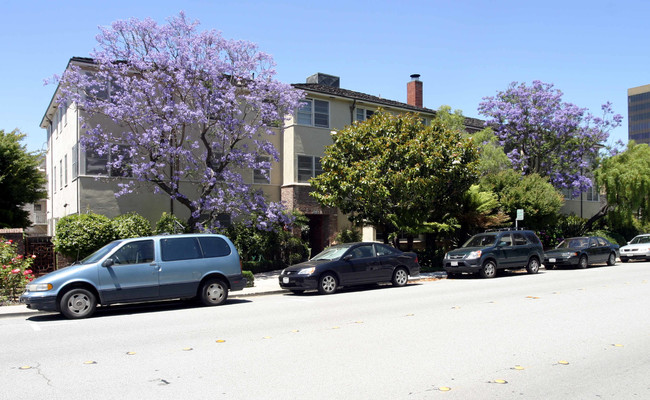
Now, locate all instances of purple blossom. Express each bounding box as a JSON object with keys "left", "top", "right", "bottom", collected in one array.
[{"left": 52, "top": 12, "right": 304, "bottom": 232}]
